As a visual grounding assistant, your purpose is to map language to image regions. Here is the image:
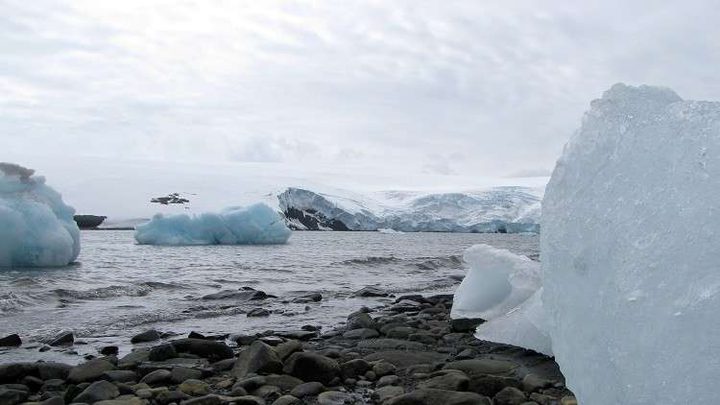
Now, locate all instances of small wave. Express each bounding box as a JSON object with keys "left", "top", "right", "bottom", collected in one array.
[
  {"left": 413, "top": 255, "right": 463, "bottom": 270},
  {"left": 53, "top": 281, "right": 186, "bottom": 300},
  {"left": 336, "top": 256, "right": 404, "bottom": 266},
  {"left": 0, "top": 291, "right": 44, "bottom": 313}
]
